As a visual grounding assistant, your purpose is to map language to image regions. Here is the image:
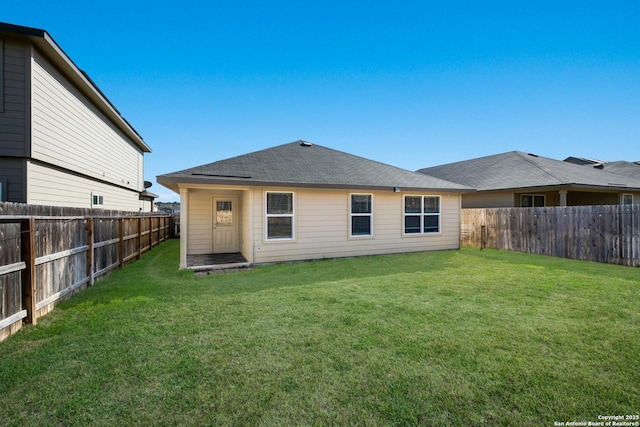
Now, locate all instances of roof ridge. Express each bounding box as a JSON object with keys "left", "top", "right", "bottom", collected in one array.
[{"left": 513, "top": 151, "right": 566, "bottom": 184}]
